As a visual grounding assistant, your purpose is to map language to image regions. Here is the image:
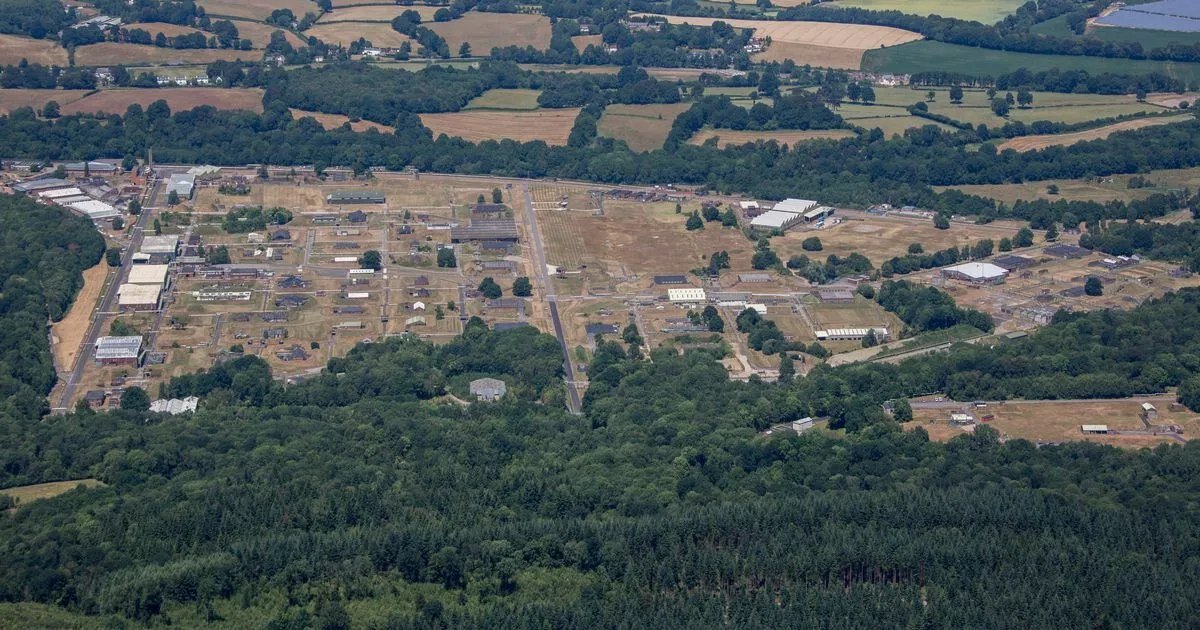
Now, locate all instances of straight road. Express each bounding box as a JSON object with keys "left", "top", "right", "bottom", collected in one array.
[{"left": 521, "top": 183, "right": 582, "bottom": 415}]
